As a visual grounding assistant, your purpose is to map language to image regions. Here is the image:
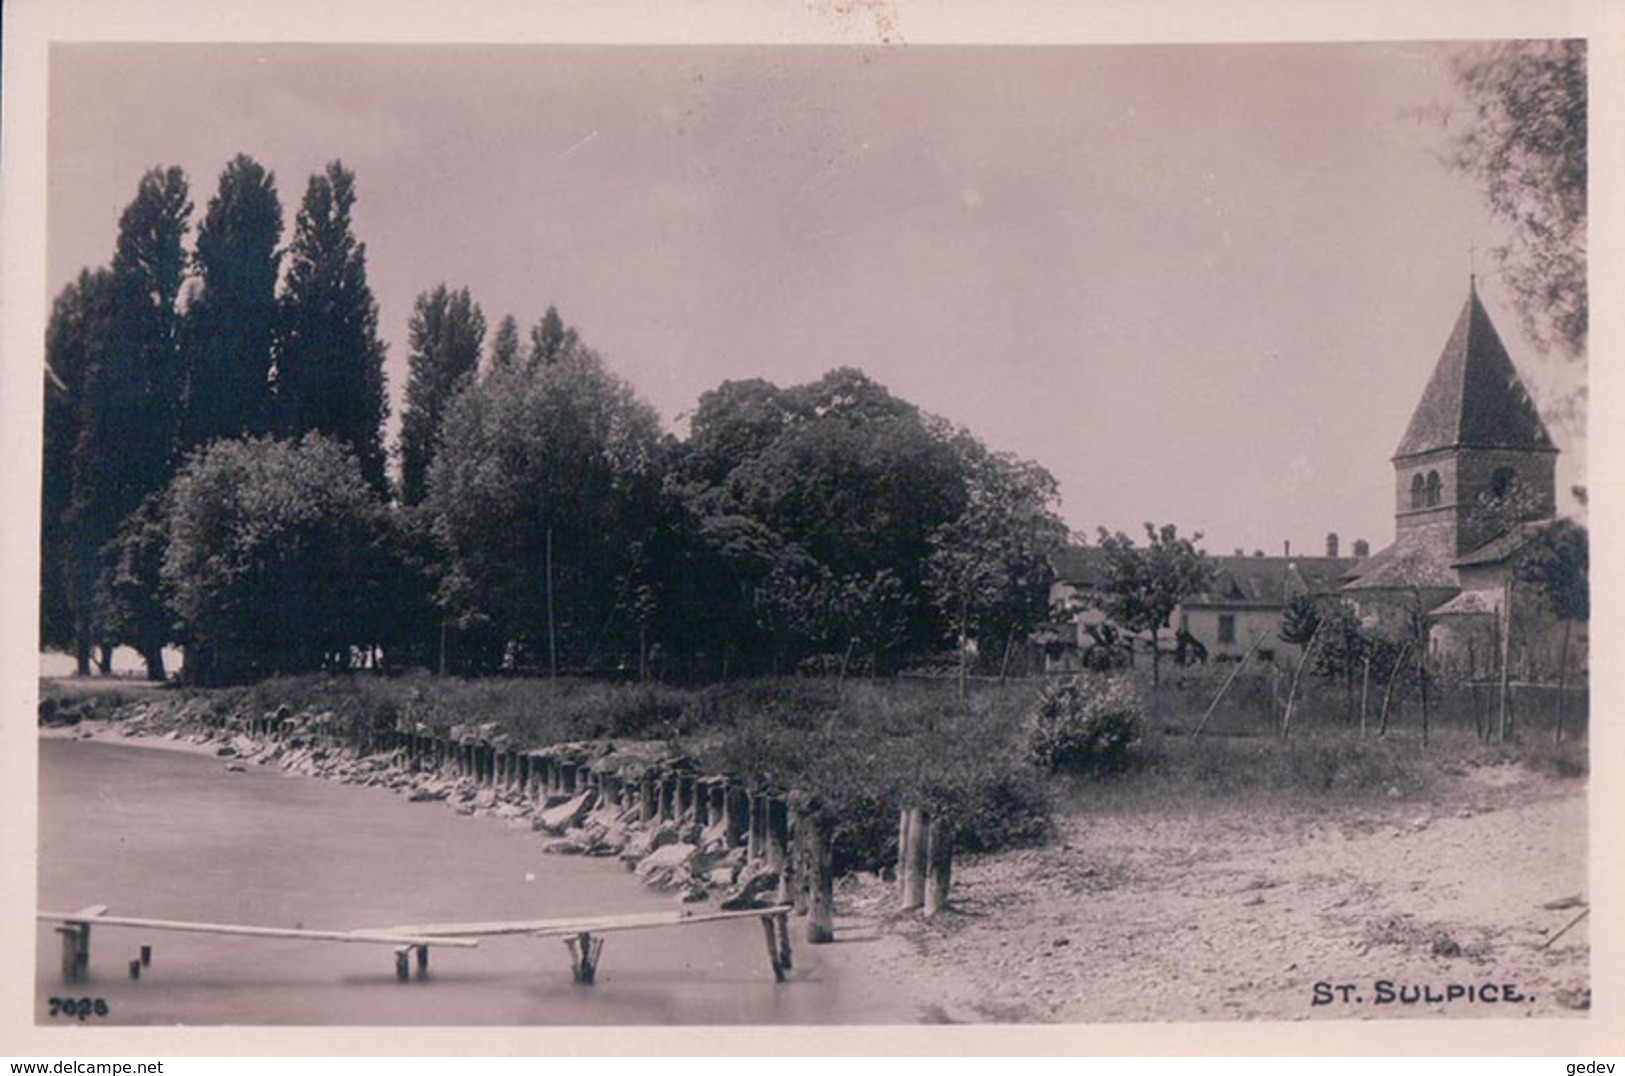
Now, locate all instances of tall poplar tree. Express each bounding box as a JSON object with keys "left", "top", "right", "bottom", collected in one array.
[
  {"left": 276, "top": 161, "right": 390, "bottom": 494},
  {"left": 61, "top": 168, "right": 192, "bottom": 674},
  {"left": 400, "top": 284, "right": 486, "bottom": 506},
  {"left": 183, "top": 154, "right": 283, "bottom": 447},
  {"left": 42, "top": 269, "right": 117, "bottom": 672},
  {"left": 489, "top": 314, "right": 521, "bottom": 374}
]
